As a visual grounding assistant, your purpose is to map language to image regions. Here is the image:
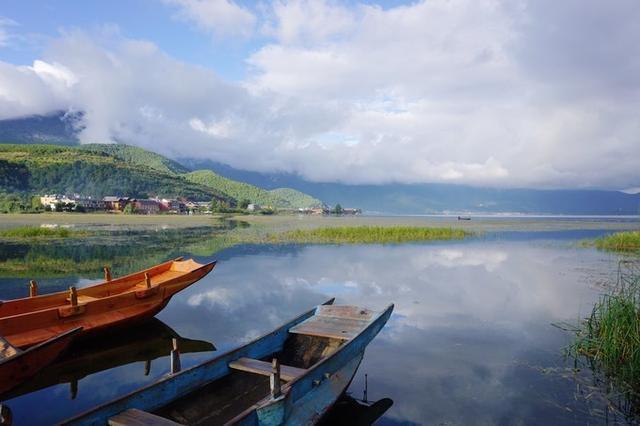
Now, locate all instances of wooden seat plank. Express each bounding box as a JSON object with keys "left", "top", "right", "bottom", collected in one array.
[
  {"left": 289, "top": 315, "right": 370, "bottom": 340},
  {"left": 228, "top": 357, "right": 306, "bottom": 382},
  {"left": 108, "top": 408, "right": 183, "bottom": 426}
]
